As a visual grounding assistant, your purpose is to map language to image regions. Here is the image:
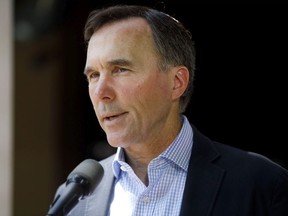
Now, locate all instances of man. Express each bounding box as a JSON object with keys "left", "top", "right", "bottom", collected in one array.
[{"left": 54, "top": 5, "right": 288, "bottom": 215}]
